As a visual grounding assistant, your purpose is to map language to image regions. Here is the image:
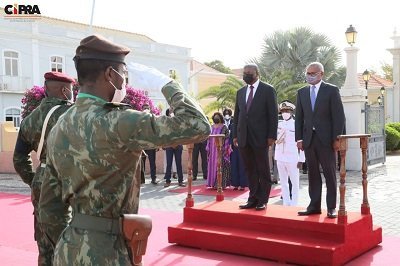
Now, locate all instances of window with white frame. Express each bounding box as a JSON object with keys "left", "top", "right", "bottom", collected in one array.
[
  {"left": 4, "top": 50, "right": 19, "bottom": 76},
  {"left": 5, "top": 107, "right": 21, "bottom": 128},
  {"left": 50, "top": 56, "right": 63, "bottom": 72}
]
